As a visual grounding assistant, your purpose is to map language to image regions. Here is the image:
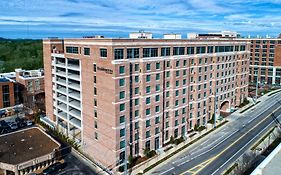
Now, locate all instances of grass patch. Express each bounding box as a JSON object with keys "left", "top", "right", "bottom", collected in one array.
[
  {"left": 223, "top": 163, "right": 238, "bottom": 175},
  {"left": 240, "top": 101, "right": 260, "bottom": 114},
  {"left": 268, "top": 89, "right": 281, "bottom": 96},
  {"left": 251, "top": 126, "right": 276, "bottom": 151},
  {"left": 143, "top": 120, "right": 228, "bottom": 173}
]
